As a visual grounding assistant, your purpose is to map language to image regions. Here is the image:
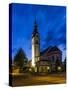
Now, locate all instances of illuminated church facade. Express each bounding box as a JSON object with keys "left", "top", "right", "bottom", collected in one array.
[{"left": 32, "top": 20, "right": 62, "bottom": 72}]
